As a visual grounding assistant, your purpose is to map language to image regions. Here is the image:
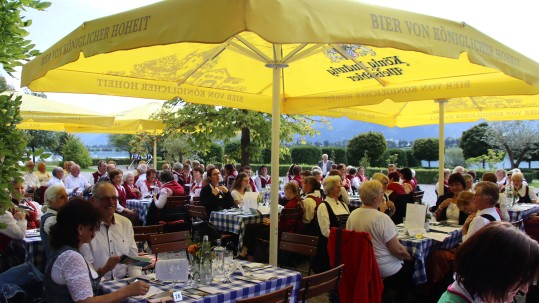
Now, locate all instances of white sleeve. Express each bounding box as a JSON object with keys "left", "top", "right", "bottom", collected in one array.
[
  {"left": 125, "top": 221, "right": 143, "bottom": 277},
  {"left": 340, "top": 188, "right": 350, "bottom": 205},
  {"left": 254, "top": 177, "right": 262, "bottom": 191},
  {"left": 317, "top": 203, "right": 330, "bottom": 238},
  {"left": 139, "top": 182, "right": 149, "bottom": 197},
  {"left": 43, "top": 215, "right": 57, "bottom": 234},
  {"left": 528, "top": 186, "right": 537, "bottom": 202},
  {"left": 0, "top": 211, "right": 26, "bottom": 240},
  {"left": 155, "top": 188, "right": 168, "bottom": 209},
  {"left": 231, "top": 190, "right": 241, "bottom": 202},
  {"left": 464, "top": 217, "right": 489, "bottom": 241},
  {"left": 53, "top": 251, "right": 95, "bottom": 302},
  {"left": 302, "top": 198, "right": 316, "bottom": 224}
]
